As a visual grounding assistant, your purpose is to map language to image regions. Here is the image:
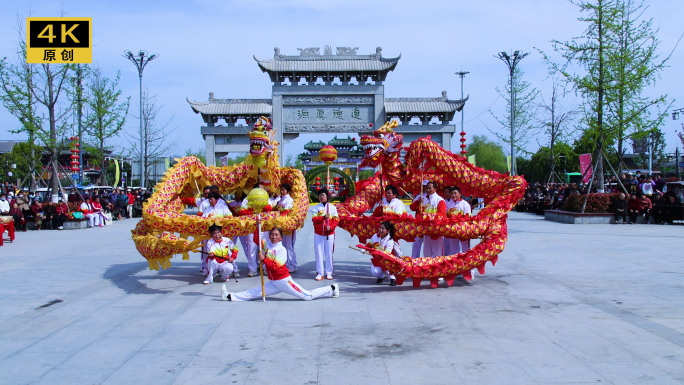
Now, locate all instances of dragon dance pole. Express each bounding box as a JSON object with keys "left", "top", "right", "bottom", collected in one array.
[
  {"left": 258, "top": 214, "right": 265, "bottom": 302},
  {"left": 247, "top": 187, "right": 269, "bottom": 302}
]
